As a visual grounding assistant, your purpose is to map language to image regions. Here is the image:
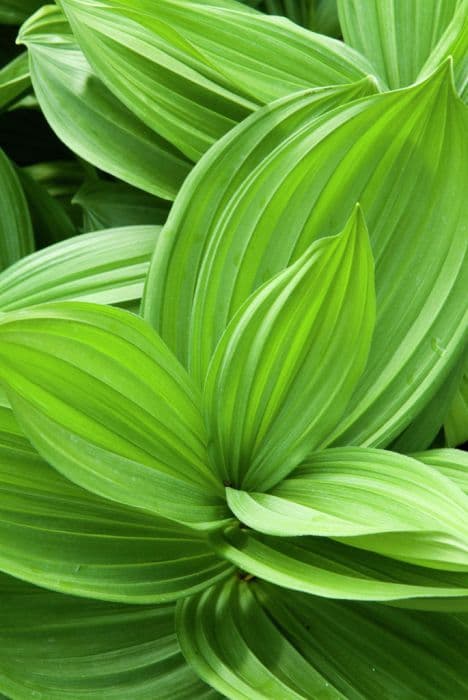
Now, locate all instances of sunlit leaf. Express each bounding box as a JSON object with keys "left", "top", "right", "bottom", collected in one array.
[
  {"left": 415, "top": 448, "right": 468, "bottom": 495},
  {"left": 0, "top": 303, "right": 229, "bottom": 527},
  {"left": 204, "top": 207, "right": 375, "bottom": 491}
]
